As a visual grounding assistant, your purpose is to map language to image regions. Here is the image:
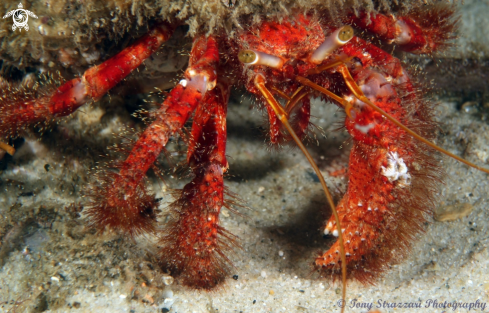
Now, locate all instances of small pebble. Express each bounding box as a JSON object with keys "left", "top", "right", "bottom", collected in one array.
[
  {"left": 461, "top": 101, "right": 479, "bottom": 114},
  {"left": 162, "top": 274, "right": 174, "bottom": 286},
  {"left": 162, "top": 289, "right": 173, "bottom": 300},
  {"left": 435, "top": 203, "right": 473, "bottom": 221},
  {"left": 144, "top": 294, "right": 154, "bottom": 304},
  {"left": 261, "top": 270, "right": 267, "bottom": 278},
  {"left": 424, "top": 261, "right": 441, "bottom": 271},
  {"left": 278, "top": 250, "right": 284, "bottom": 257},
  {"left": 258, "top": 186, "right": 265, "bottom": 193}
]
